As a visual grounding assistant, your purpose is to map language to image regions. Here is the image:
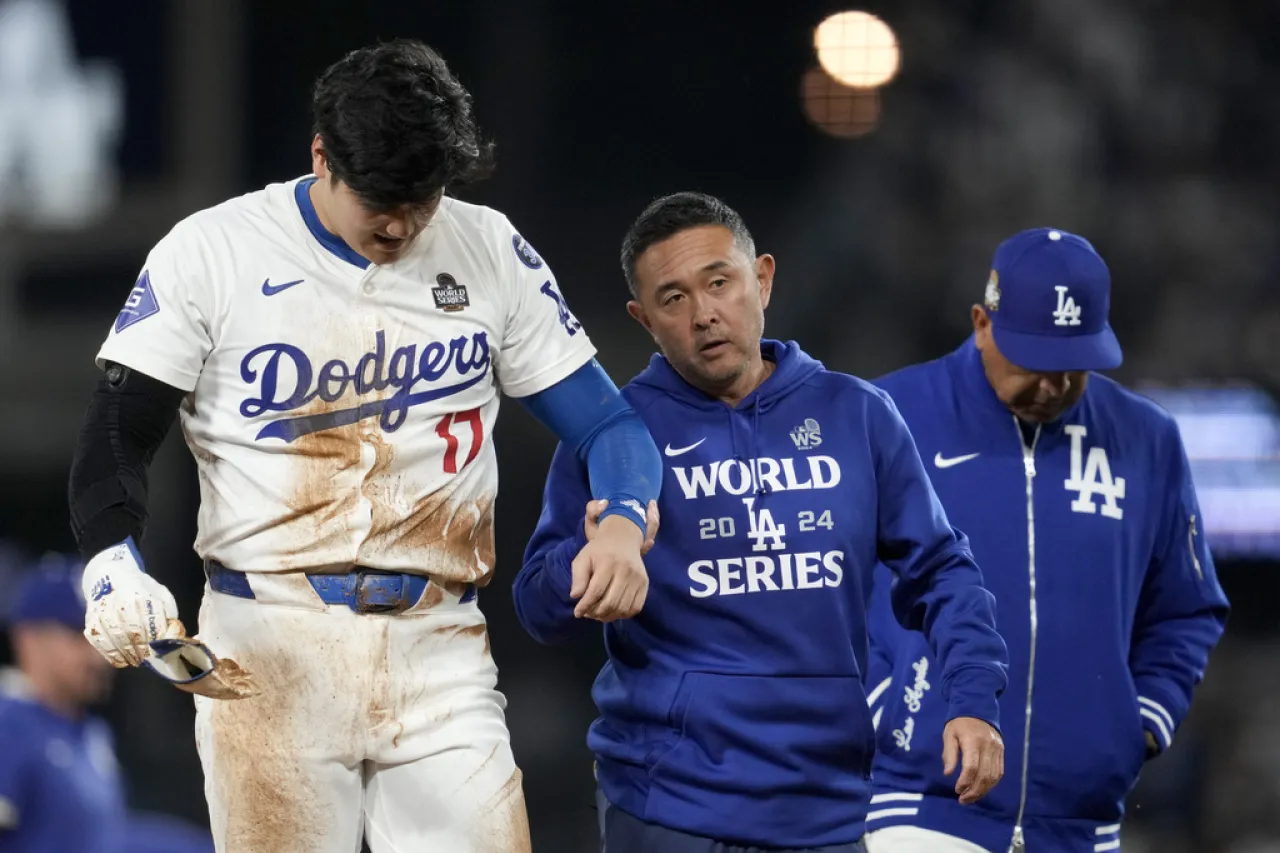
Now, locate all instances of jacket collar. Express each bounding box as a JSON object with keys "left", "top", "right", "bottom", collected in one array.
[
  {"left": 948, "top": 336, "right": 1085, "bottom": 438},
  {"left": 952, "top": 337, "right": 1014, "bottom": 423}
]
